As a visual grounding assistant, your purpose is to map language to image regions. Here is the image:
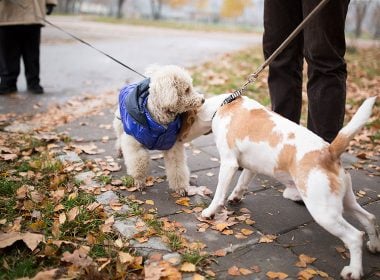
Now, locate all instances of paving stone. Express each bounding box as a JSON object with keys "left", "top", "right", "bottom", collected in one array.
[
  {"left": 113, "top": 217, "right": 147, "bottom": 239},
  {"left": 104, "top": 204, "right": 131, "bottom": 215},
  {"left": 58, "top": 151, "right": 83, "bottom": 163},
  {"left": 96, "top": 190, "right": 119, "bottom": 205},
  {"left": 56, "top": 109, "right": 115, "bottom": 142},
  {"left": 3, "top": 123, "right": 36, "bottom": 133},
  {"left": 130, "top": 237, "right": 171, "bottom": 257},
  {"left": 349, "top": 169, "right": 380, "bottom": 202},
  {"left": 162, "top": 252, "right": 182, "bottom": 266},
  {"left": 211, "top": 242, "right": 303, "bottom": 279},
  {"left": 170, "top": 212, "right": 260, "bottom": 253},
  {"left": 189, "top": 133, "right": 215, "bottom": 148},
  {"left": 277, "top": 201, "right": 380, "bottom": 279},
  {"left": 235, "top": 188, "right": 313, "bottom": 235}
]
